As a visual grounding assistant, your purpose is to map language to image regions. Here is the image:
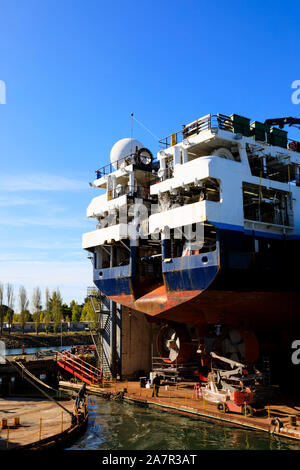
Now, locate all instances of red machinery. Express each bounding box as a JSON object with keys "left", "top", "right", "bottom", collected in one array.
[
  {"left": 204, "top": 352, "right": 265, "bottom": 417},
  {"left": 217, "top": 388, "right": 263, "bottom": 417}
]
